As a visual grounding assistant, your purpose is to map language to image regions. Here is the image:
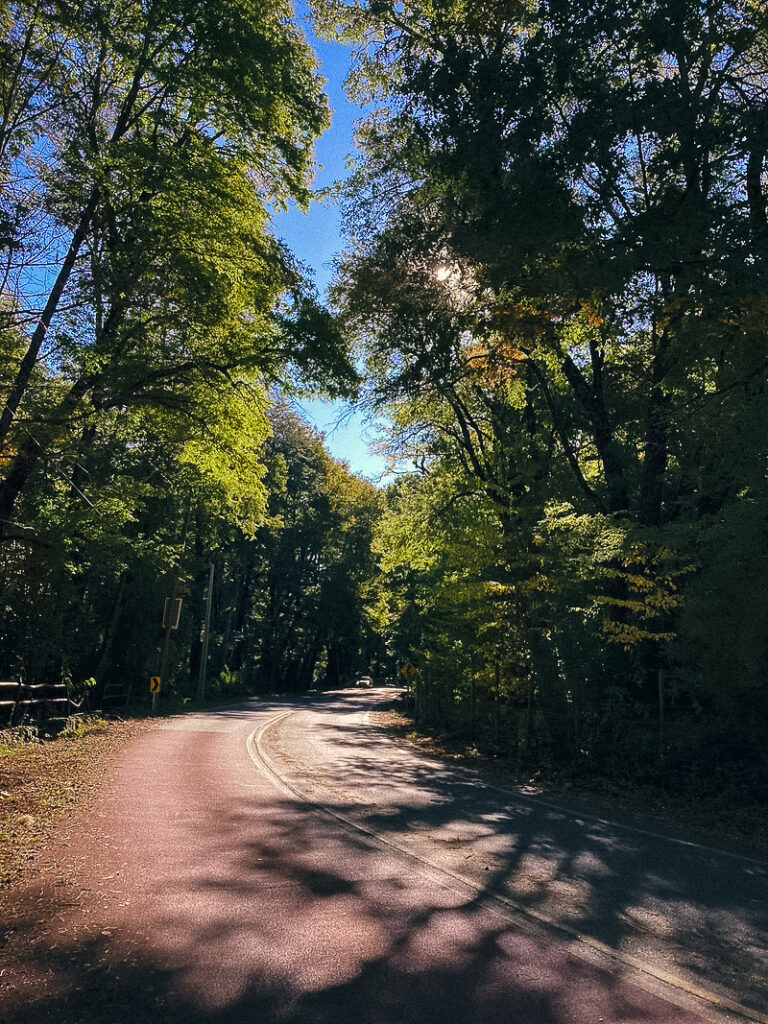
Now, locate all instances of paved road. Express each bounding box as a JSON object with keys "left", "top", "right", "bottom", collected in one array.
[{"left": 1, "top": 689, "right": 765, "bottom": 1024}]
